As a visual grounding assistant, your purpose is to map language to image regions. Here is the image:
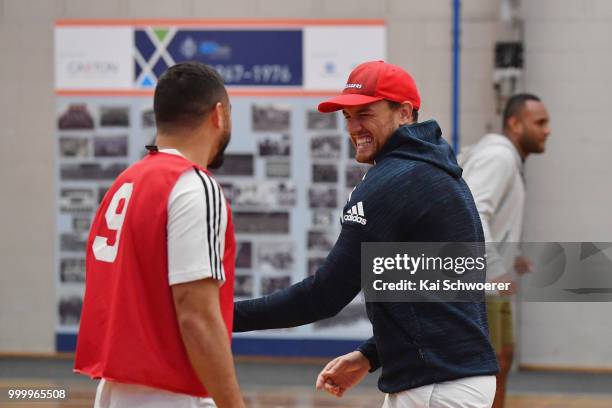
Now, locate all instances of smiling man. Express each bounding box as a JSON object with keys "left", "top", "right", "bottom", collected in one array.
[{"left": 233, "top": 61, "right": 499, "bottom": 407}]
